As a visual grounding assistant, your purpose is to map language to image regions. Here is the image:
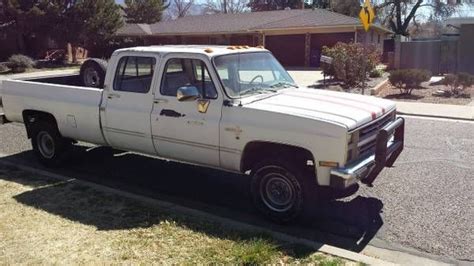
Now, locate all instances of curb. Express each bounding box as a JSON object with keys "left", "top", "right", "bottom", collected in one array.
[
  {"left": 0, "top": 158, "right": 394, "bottom": 266},
  {"left": 397, "top": 111, "right": 474, "bottom": 122},
  {"left": 370, "top": 78, "right": 389, "bottom": 96}
]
